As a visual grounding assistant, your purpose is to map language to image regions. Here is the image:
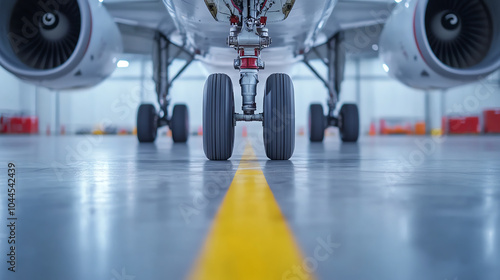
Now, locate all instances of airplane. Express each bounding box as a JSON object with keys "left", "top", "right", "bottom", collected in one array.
[{"left": 0, "top": 0, "right": 498, "bottom": 161}]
